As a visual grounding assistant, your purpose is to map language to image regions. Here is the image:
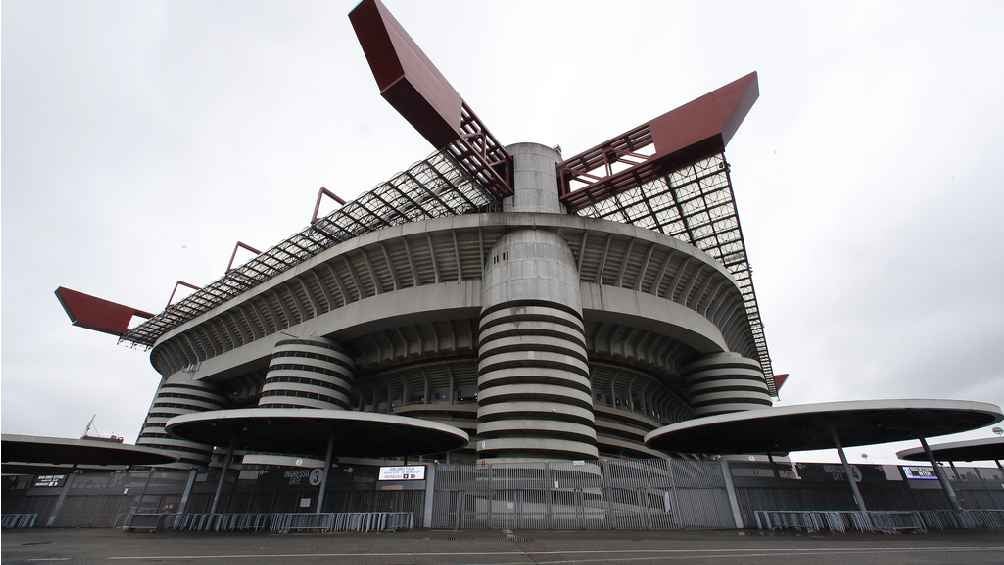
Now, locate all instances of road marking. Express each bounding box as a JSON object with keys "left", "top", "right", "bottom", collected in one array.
[
  {"left": 107, "top": 545, "right": 1004, "bottom": 560},
  {"left": 473, "top": 547, "right": 1004, "bottom": 565}
]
